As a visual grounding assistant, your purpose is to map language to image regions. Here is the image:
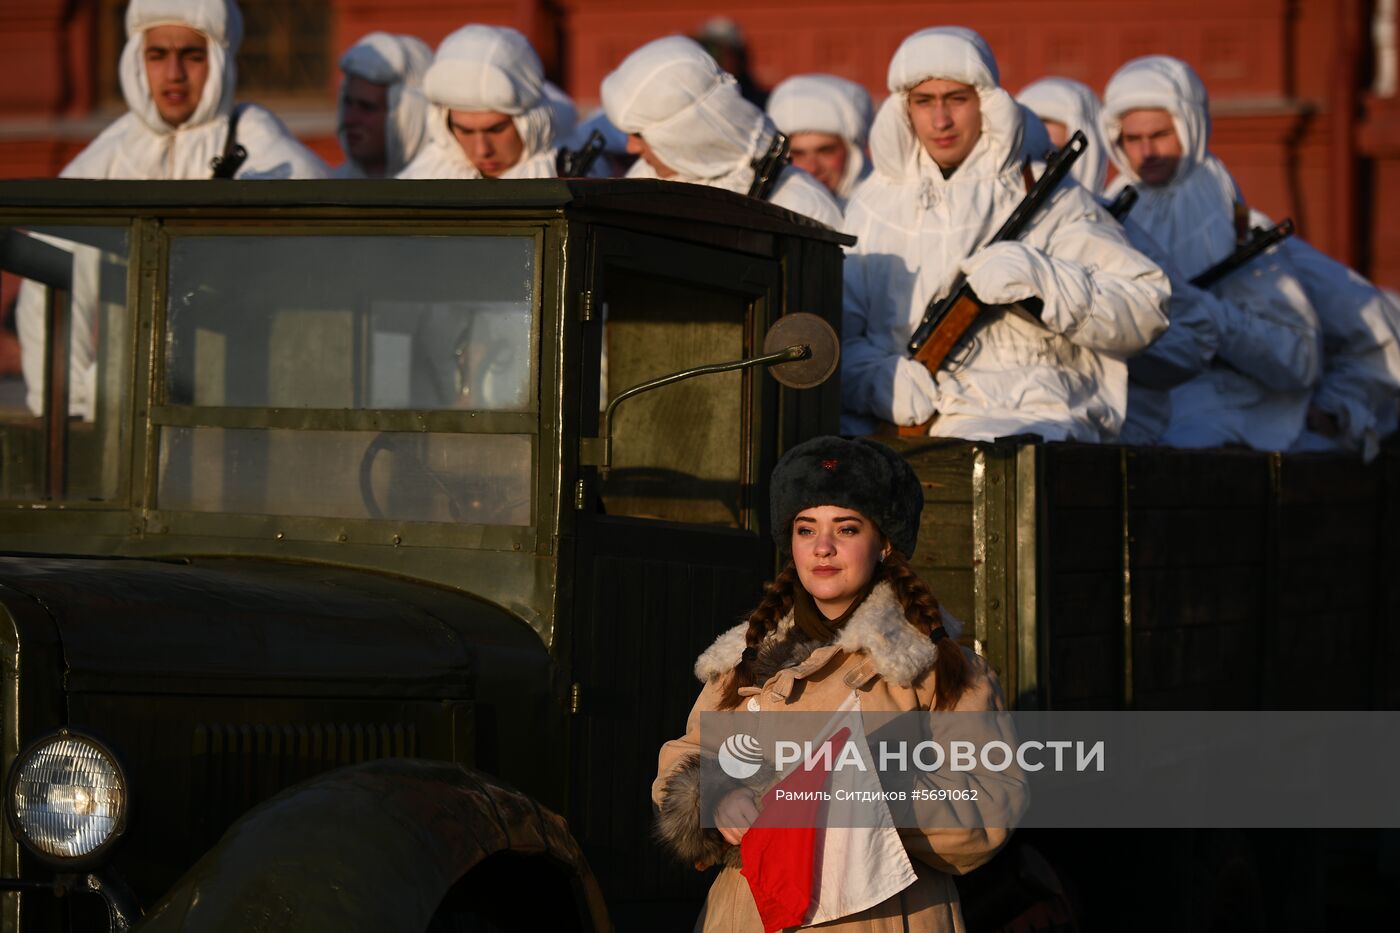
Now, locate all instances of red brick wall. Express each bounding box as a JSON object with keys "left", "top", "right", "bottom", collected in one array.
[
  {"left": 331, "top": 0, "right": 549, "bottom": 72},
  {"left": 0, "top": 0, "right": 88, "bottom": 116},
  {"left": 558, "top": 0, "right": 1297, "bottom": 108}
]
